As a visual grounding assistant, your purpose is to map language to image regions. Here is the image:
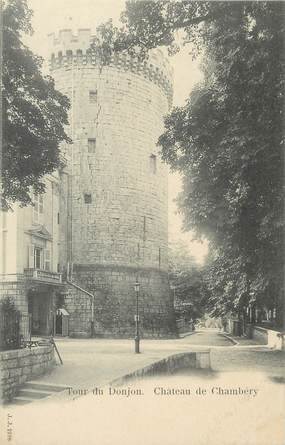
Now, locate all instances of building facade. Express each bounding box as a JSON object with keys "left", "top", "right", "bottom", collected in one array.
[{"left": 0, "top": 172, "right": 65, "bottom": 338}]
